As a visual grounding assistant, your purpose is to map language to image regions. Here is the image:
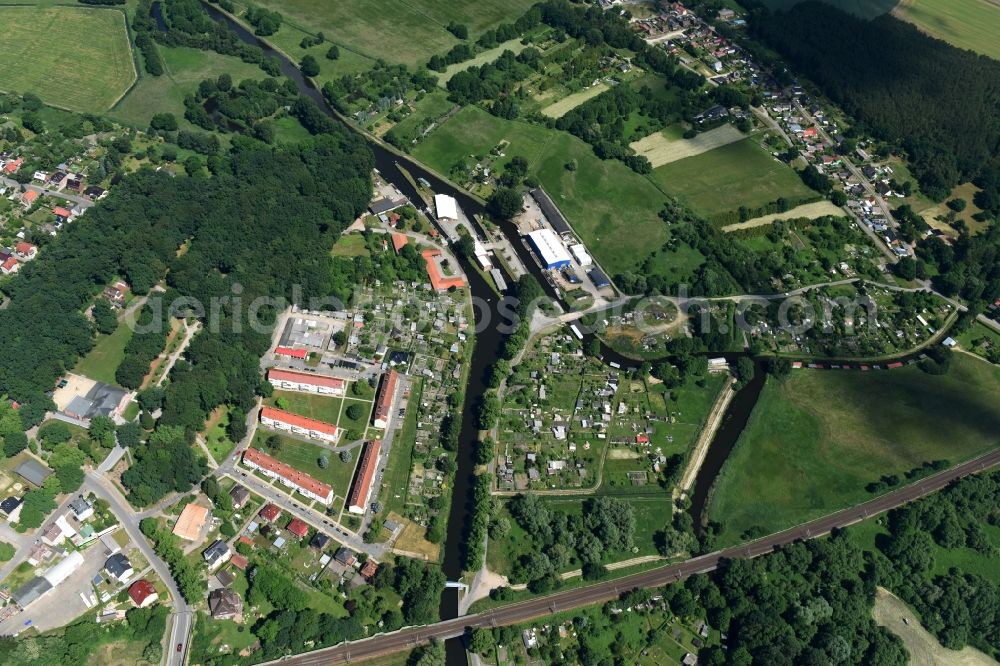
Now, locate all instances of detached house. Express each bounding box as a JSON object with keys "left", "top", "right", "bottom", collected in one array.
[
  {"left": 20, "top": 190, "right": 38, "bottom": 208},
  {"left": 1, "top": 257, "right": 19, "bottom": 276},
  {"left": 15, "top": 242, "right": 37, "bottom": 261}
]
